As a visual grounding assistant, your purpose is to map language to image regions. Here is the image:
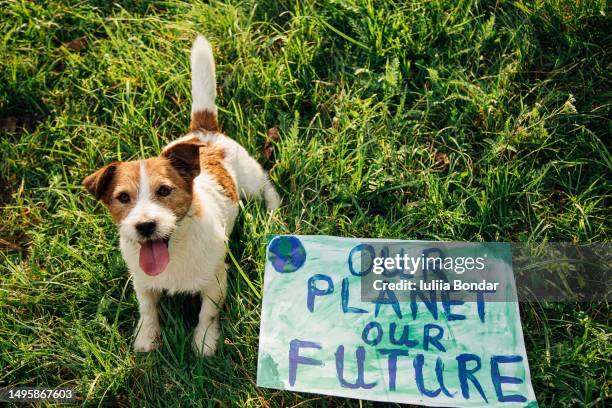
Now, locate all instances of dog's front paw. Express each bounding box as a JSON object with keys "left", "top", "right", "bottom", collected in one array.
[
  {"left": 192, "top": 319, "right": 220, "bottom": 356},
  {"left": 134, "top": 324, "right": 160, "bottom": 352}
]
